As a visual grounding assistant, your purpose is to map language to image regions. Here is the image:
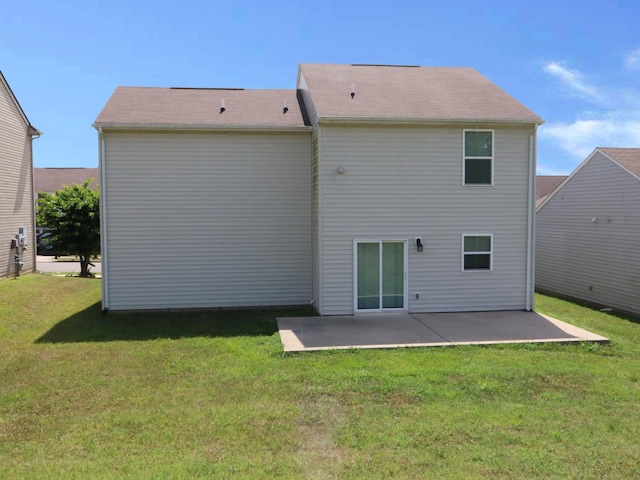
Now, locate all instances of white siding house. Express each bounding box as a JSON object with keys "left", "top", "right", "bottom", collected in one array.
[
  {"left": 95, "top": 64, "right": 543, "bottom": 313},
  {"left": 312, "top": 124, "right": 534, "bottom": 314},
  {"left": 95, "top": 89, "right": 312, "bottom": 310},
  {"left": 536, "top": 148, "right": 640, "bottom": 315},
  {"left": 0, "top": 71, "right": 40, "bottom": 279}
]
